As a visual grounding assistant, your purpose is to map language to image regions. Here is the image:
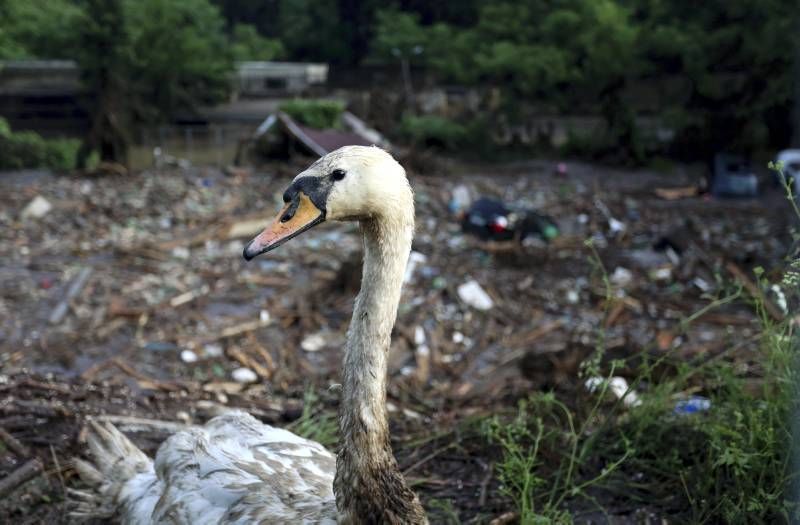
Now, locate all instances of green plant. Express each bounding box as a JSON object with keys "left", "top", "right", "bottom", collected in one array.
[
  {"left": 287, "top": 386, "right": 338, "bottom": 449},
  {"left": 397, "top": 115, "right": 470, "bottom": 151},
  {"left": 0, "top": 118, "right": 79, "bottom": 171},
  {"left": 279, "top": 99, "right": 345, "bottom": 129},
  {"left": 484, "top": 391, "right": 629, "bottom": 524}
]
